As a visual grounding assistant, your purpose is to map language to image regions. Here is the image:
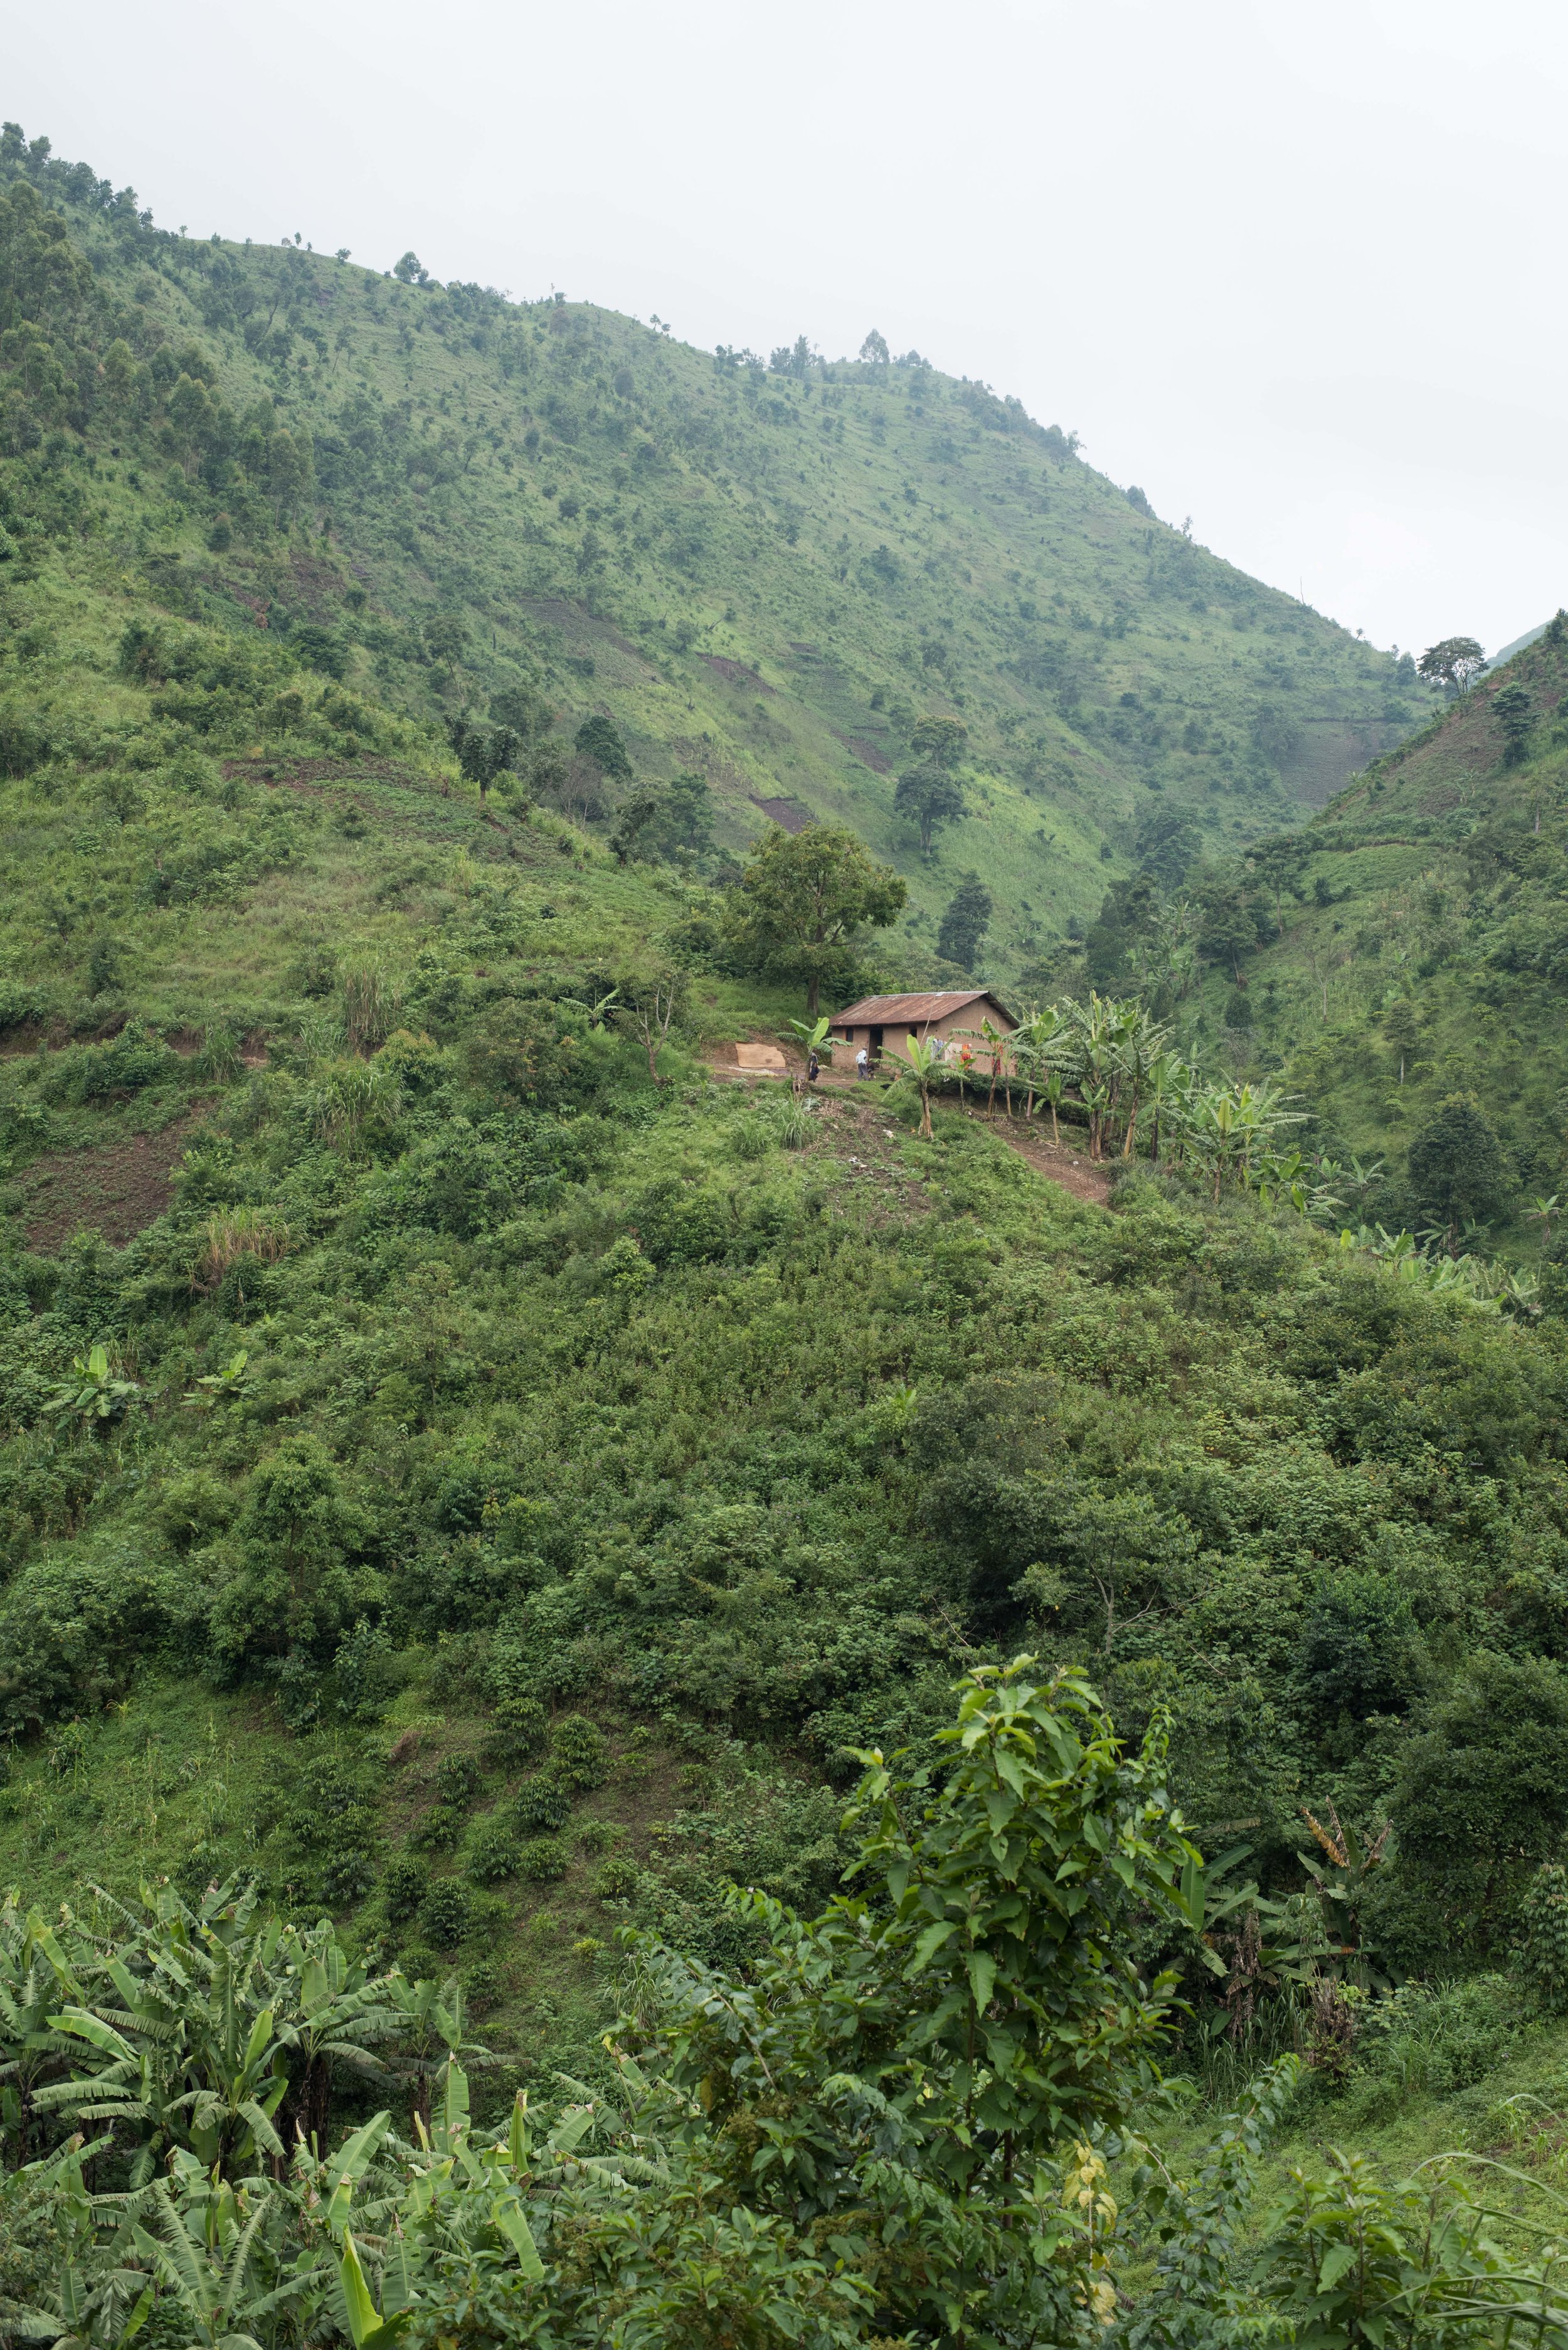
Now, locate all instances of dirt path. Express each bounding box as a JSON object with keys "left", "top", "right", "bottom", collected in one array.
[
  {"left": 983, "top": 1114, "right": 1112, "bottom": 1206},
  {"left": 699, "top": 1039, "right": 1111, "bottom": 1207}
]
